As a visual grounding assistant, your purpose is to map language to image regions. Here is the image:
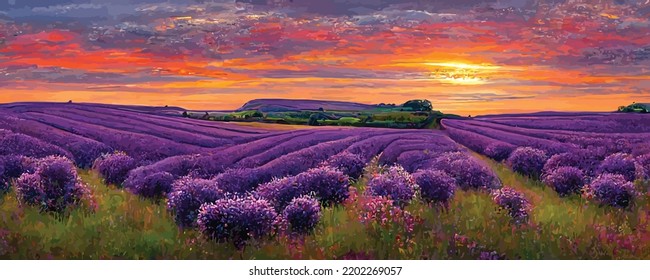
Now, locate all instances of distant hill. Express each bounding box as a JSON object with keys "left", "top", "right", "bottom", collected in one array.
[{"left": 236, "top": 99, "right": 378, "bottom": 112}]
